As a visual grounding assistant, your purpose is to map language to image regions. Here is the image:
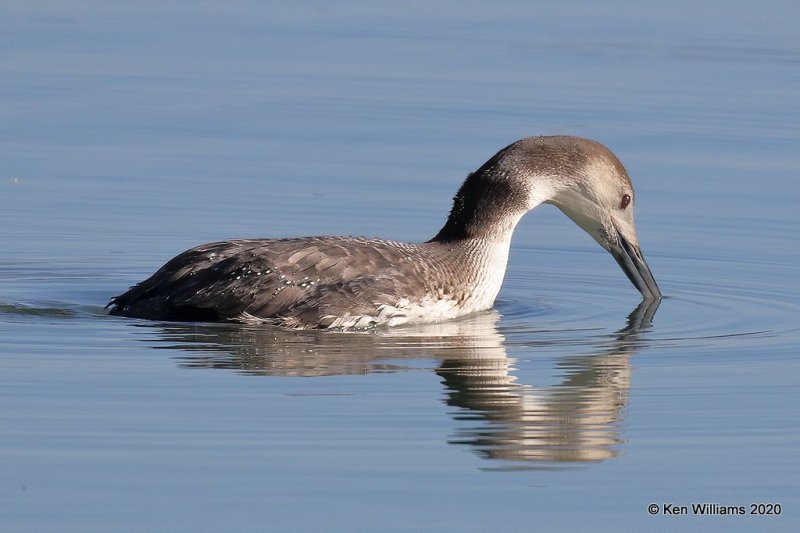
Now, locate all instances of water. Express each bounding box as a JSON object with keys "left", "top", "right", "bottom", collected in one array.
[{"left": 2, "top": 1, "right": 799, "bottom": 531}]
